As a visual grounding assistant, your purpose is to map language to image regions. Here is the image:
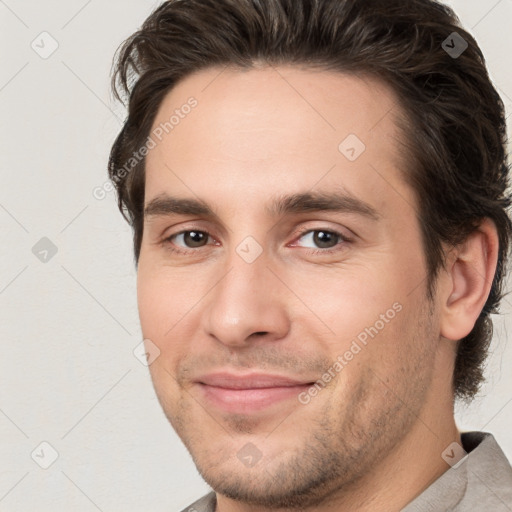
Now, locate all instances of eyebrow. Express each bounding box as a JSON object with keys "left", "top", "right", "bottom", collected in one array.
[
  {"left": 267, "top": 191, "right": 379, "bottom": 219},
  {"left": 144, "top": 191, "right": 380, "bottom": 221}
]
